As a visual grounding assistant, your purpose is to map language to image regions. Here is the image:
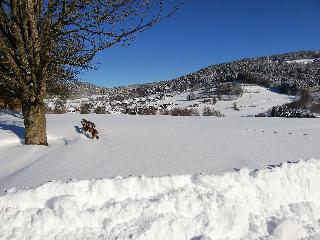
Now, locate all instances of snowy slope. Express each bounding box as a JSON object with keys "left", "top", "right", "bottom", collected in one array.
[
  {"left": 153, "top": 85, "right": 296, "bottom": 117},
  {"left": 0, "top": 160, "right": 320, "bottom": 240}
]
